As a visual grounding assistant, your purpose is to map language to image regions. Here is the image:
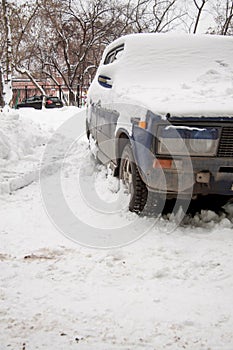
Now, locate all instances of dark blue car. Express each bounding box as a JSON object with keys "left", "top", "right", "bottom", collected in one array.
[{"left": 86, "top": 33, "right": 233, "bottom": 214}]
